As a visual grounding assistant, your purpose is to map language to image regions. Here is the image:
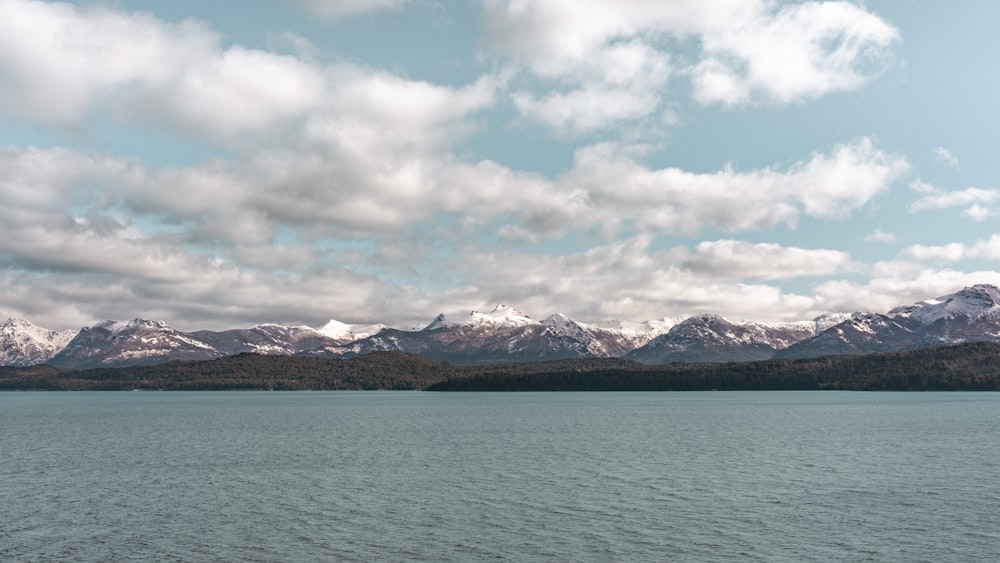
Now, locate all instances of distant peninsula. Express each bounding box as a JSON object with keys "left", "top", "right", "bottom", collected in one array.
[{"left": 3, "top": 342, "right": 1000, "bottom": 391}]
